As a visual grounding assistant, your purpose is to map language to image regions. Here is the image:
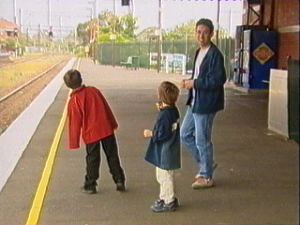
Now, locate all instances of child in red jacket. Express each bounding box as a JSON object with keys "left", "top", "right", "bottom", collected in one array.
[{"left": 64, "top": 69, "right": 125, "bottom": 194}]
